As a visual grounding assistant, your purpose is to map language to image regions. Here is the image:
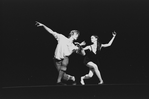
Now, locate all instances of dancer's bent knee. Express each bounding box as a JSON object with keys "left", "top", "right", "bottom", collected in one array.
[{"left": 87, "top": 61, "right": 97, "bottom": 69}]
